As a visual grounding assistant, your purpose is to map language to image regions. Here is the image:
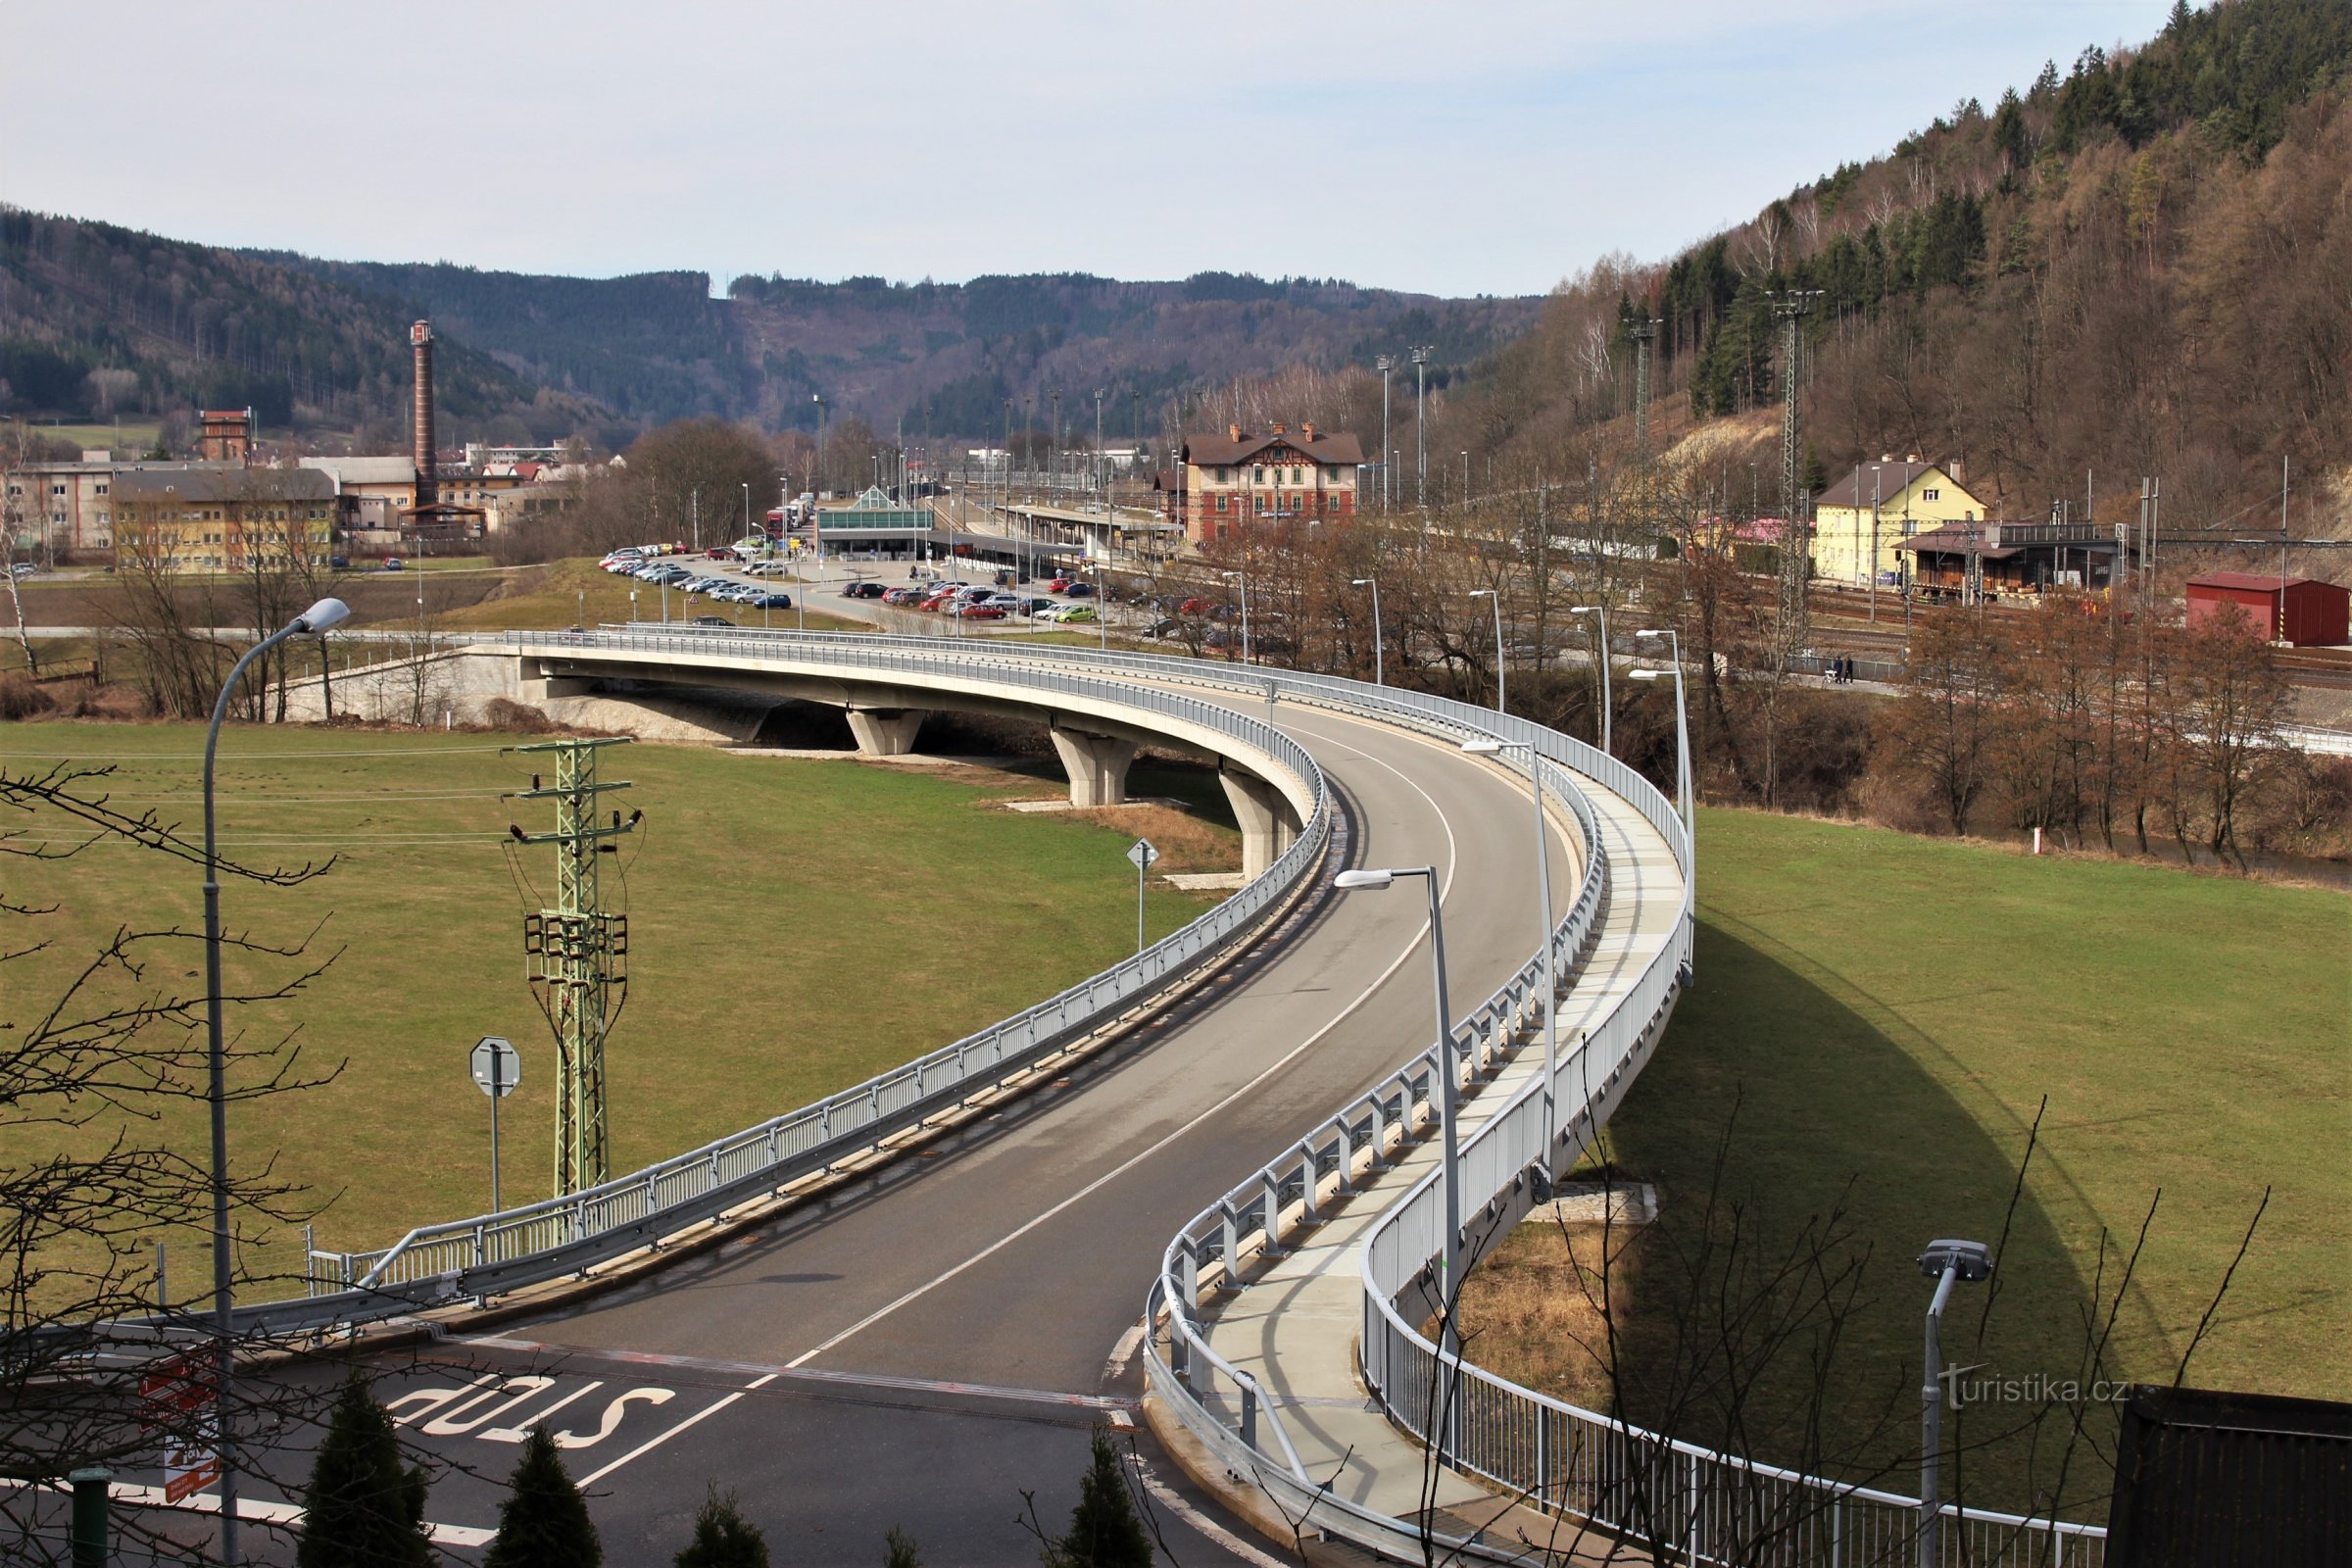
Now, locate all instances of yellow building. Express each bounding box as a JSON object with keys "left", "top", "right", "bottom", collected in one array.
[
  {"left": 1812, "top": 458, "right": 1984, "bottom": 587},
  {"left": 112, "top": 466, "right": 335, "bottom": 573}
]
